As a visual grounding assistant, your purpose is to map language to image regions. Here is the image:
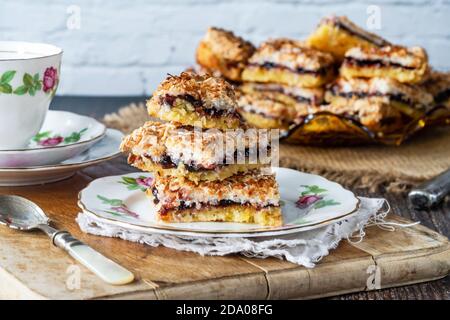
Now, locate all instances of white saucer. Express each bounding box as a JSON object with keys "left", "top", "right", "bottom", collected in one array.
[
  {"left": 78, "top": 168, "right": 360, "bottom": 238},
  {"left": 0, "top": 129, "right": 123, "bottom": 186},
  {"left": 0, "top": 110, "right": 106, "bottom": 167}
]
